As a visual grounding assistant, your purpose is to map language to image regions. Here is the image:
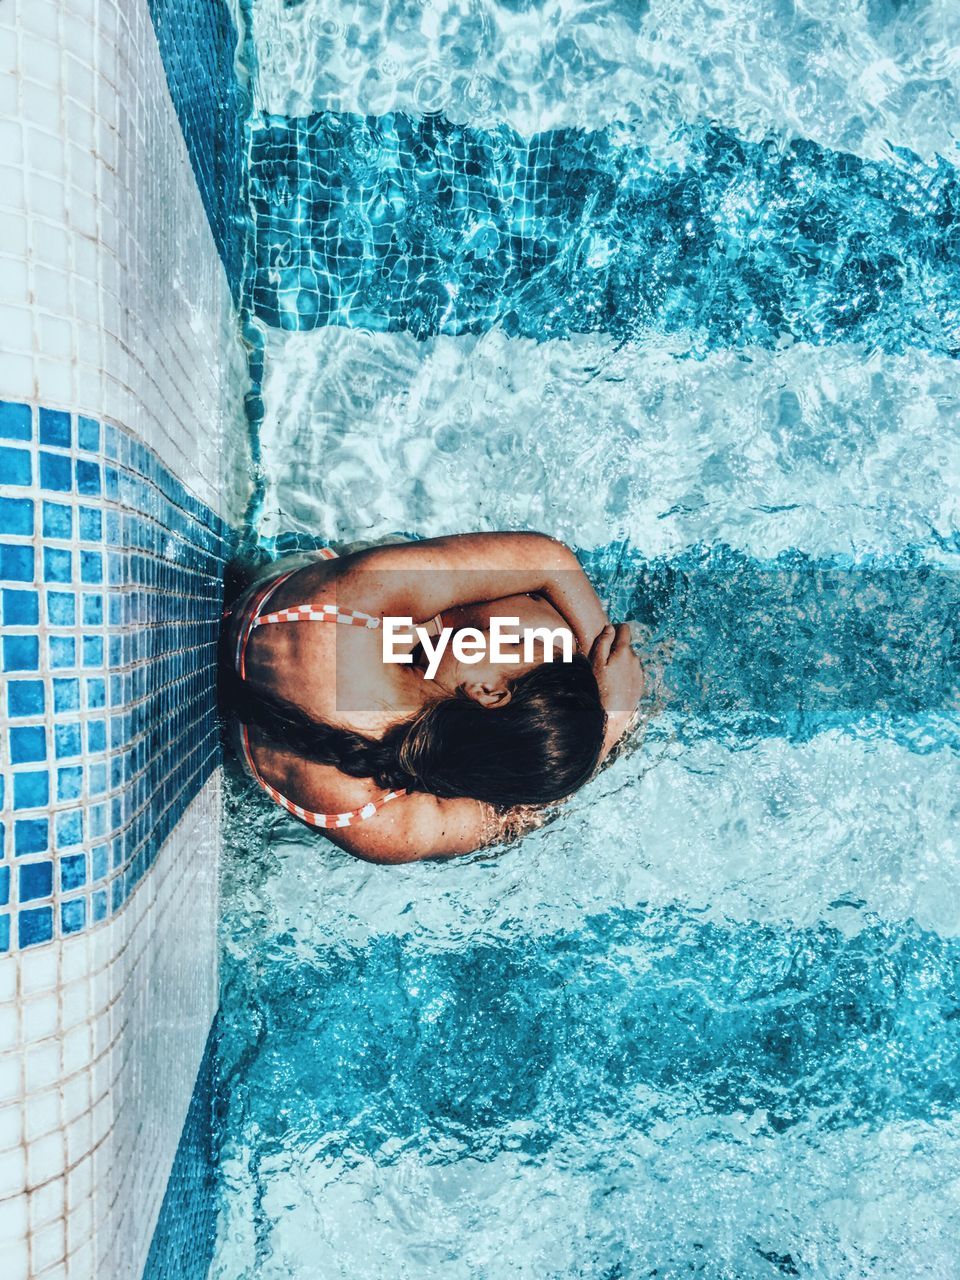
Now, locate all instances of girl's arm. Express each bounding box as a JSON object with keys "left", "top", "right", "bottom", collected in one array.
[
  {"left": 336, "top": 532, "right": 610, "bottom": 656},
  {"left": 339, "top": 532, "right": 644, "bottom": 761}
]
